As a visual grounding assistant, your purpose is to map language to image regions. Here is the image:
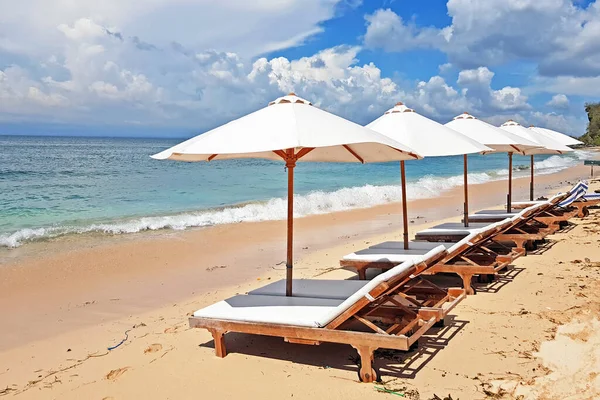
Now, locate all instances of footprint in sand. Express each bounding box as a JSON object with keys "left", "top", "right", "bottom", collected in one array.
[
  {"left": 105, "top": 367, "right": 130, "bottom": 381},
  {"left": 164, "top": 326, "right": 179, "bottom": 334},
  {"left": 144, "top": 344, "right": 163, "bottom": 354}
]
